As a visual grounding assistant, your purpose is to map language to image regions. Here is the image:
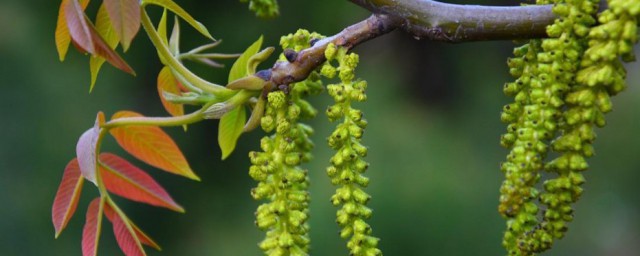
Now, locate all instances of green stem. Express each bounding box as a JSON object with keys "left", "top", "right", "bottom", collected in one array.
[
  {"left": 101, "top": 103, "right": 211, "bottom": 129},
  {"left": 140, "top": 8, "right": 234, "bottom": 97}
]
